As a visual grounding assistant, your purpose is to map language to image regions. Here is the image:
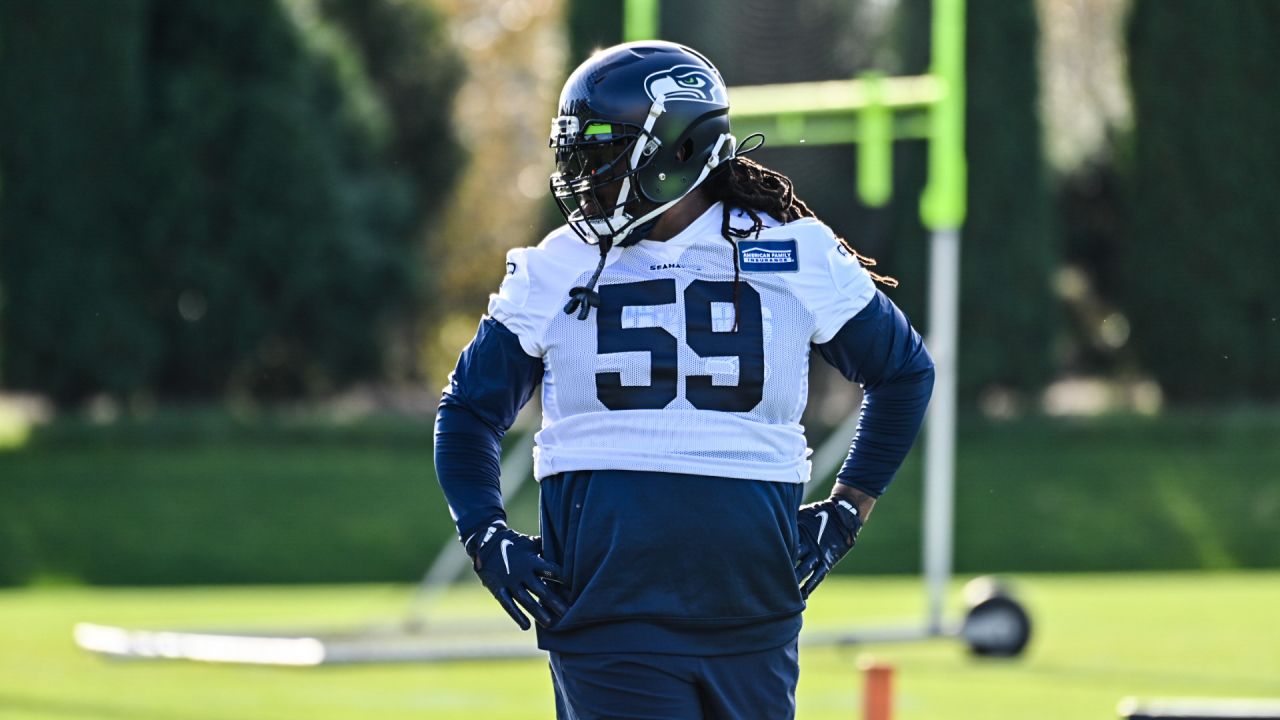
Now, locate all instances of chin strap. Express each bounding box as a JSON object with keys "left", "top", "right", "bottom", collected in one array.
[{"left": 563, "top": 240, "right": 611, "bottom": 320}]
